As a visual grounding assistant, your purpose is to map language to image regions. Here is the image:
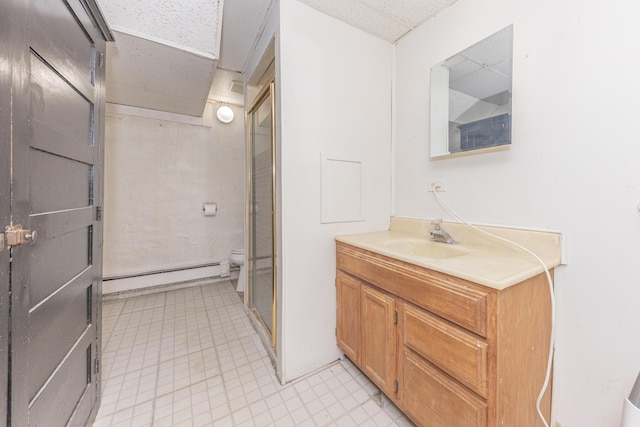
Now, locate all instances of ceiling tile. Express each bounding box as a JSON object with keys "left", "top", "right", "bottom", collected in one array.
[
  {"left": 361, "top": 0, "right": 459, "bottom": 28},
  {"left": 297, "top": 0, "right": 460, "bottom": 43},
  {"left": 97, "top": 0, "right": 221, "bottom": 56},
  {"left": 298, "top": 0, "right": 411, "bottom": 43}
]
